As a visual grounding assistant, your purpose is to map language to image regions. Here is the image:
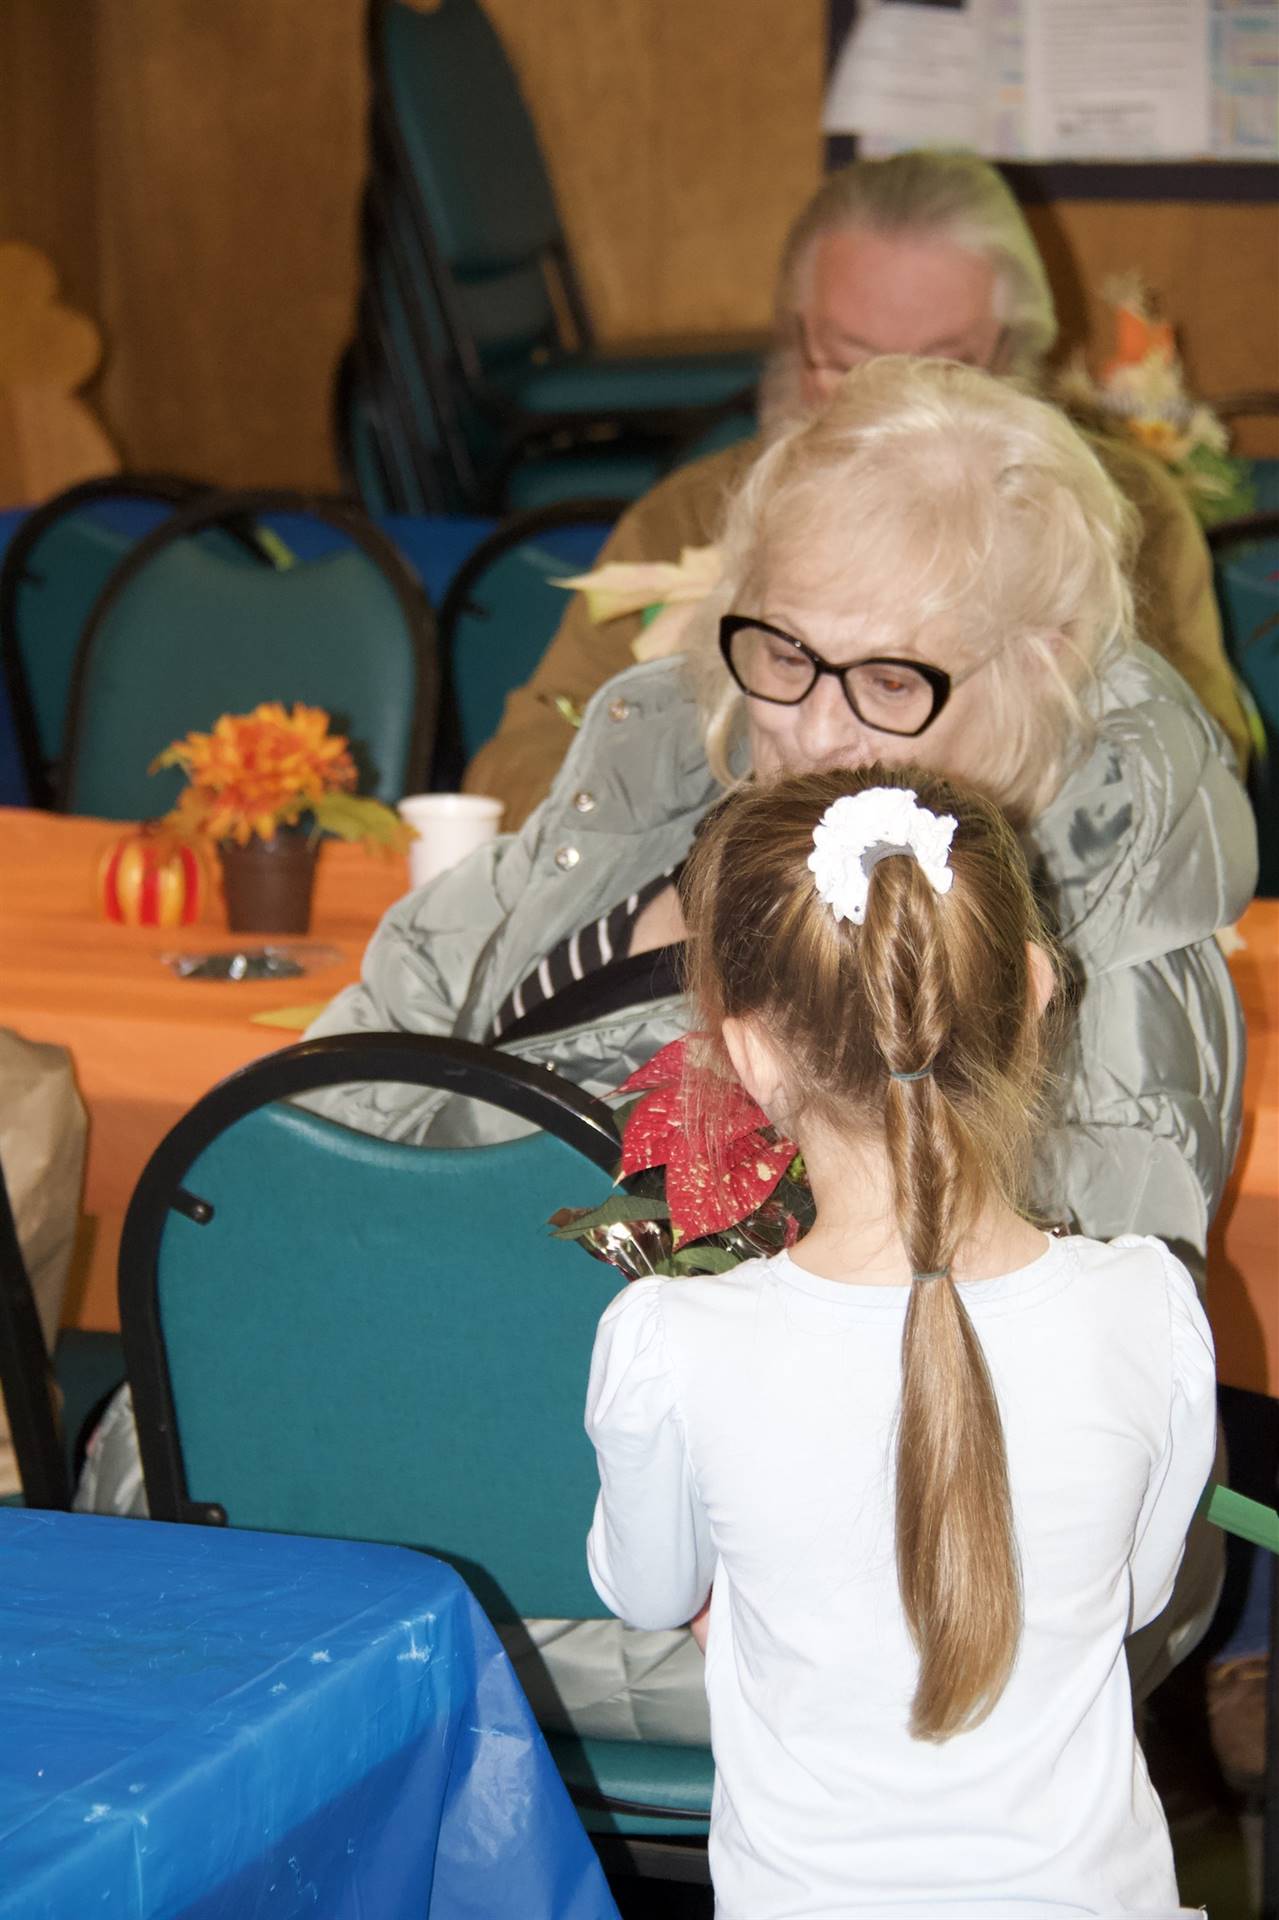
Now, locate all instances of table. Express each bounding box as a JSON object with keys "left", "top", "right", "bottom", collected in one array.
[
  {"left": 1208, "top": 898, "right": 1279, "bottom": 1398},
  {"left": 0, "top": 809, "right": 409, "bottom": 1330},
  {"left": 2, "top": 811, "right": 1273, "bottom": 1380},
  {"left": 0, "top": 1509, "right": 617, "bottom": 1920}
]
